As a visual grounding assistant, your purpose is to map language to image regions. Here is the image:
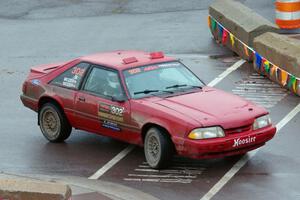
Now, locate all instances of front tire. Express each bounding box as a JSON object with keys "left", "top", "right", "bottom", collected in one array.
[
  {"left": 39, "top": 103, "right": 72, "bottom": 142},
  {"left": 144, "top": 127, "right": 173, "bottom": 169}
]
